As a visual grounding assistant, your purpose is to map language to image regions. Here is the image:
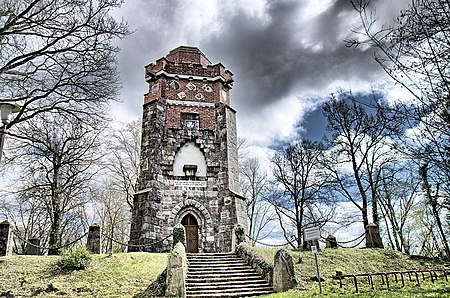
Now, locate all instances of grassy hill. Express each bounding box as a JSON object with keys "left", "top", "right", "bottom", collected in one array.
[
  {"left": 1, "top": 248, "right": 449, "bottom": 297},
  {"left": 0, "top": 252, "right": 168, "bottom": 297},
  {"left": 258, "top": 248, "right": 450, "bottom": 297}
]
